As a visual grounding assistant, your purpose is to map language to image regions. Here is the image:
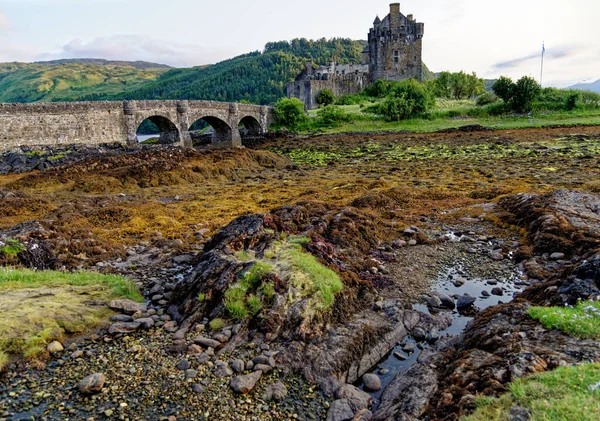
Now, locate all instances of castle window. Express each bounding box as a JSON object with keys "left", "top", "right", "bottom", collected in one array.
[{"left": 394, "top": 51, "right": 399, "bottom": 63}]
